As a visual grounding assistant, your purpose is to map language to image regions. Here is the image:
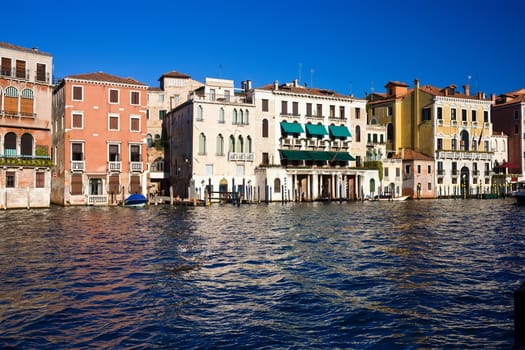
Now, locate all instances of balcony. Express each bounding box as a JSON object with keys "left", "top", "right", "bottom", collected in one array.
[
  {"left": 437, "top": 169, "right": 446, "bottom": 176},
  {"left": 0, "top": 155, "right": 52, "bottom": 167},
  {"left": 71, "top": 161, "right": 85, "bottom": 171},
  {"left": 88, "top": 195, "right": 108, "bottom": 205},
  {"left": 436, "top": 150, "right": 493, "bottom": 161},
  {"left": 228, "top": 152, "right": 254, "bottom": 162},
  {"left": 1, "top": 68, "right": 51, "bottom": 84},
  {"left": 307, "top": 139, "right": 317, "bottom": 148},
  {"left": 130, "top": 161, "right": 143, "bottom": 172},
  {"left": 191, "top": 92, "right": 253, "bottom": 105},
  {"left": 108, "top": 161, "right": 121, "bottom": 172}
]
